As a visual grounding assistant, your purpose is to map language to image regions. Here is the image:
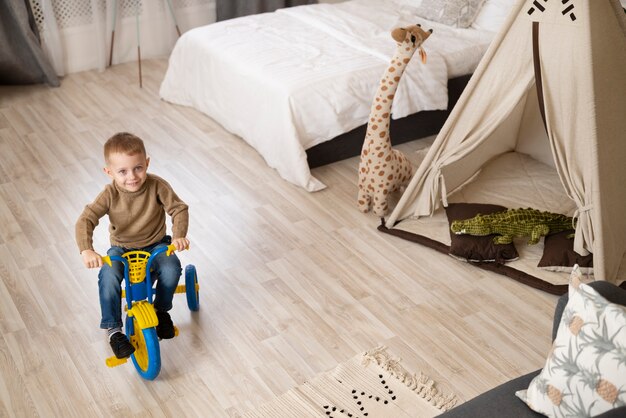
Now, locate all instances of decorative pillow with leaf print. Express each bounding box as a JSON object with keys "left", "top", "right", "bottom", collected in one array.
[{"left": 516, "top": 266, "right": 626, "bottom": 417}]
